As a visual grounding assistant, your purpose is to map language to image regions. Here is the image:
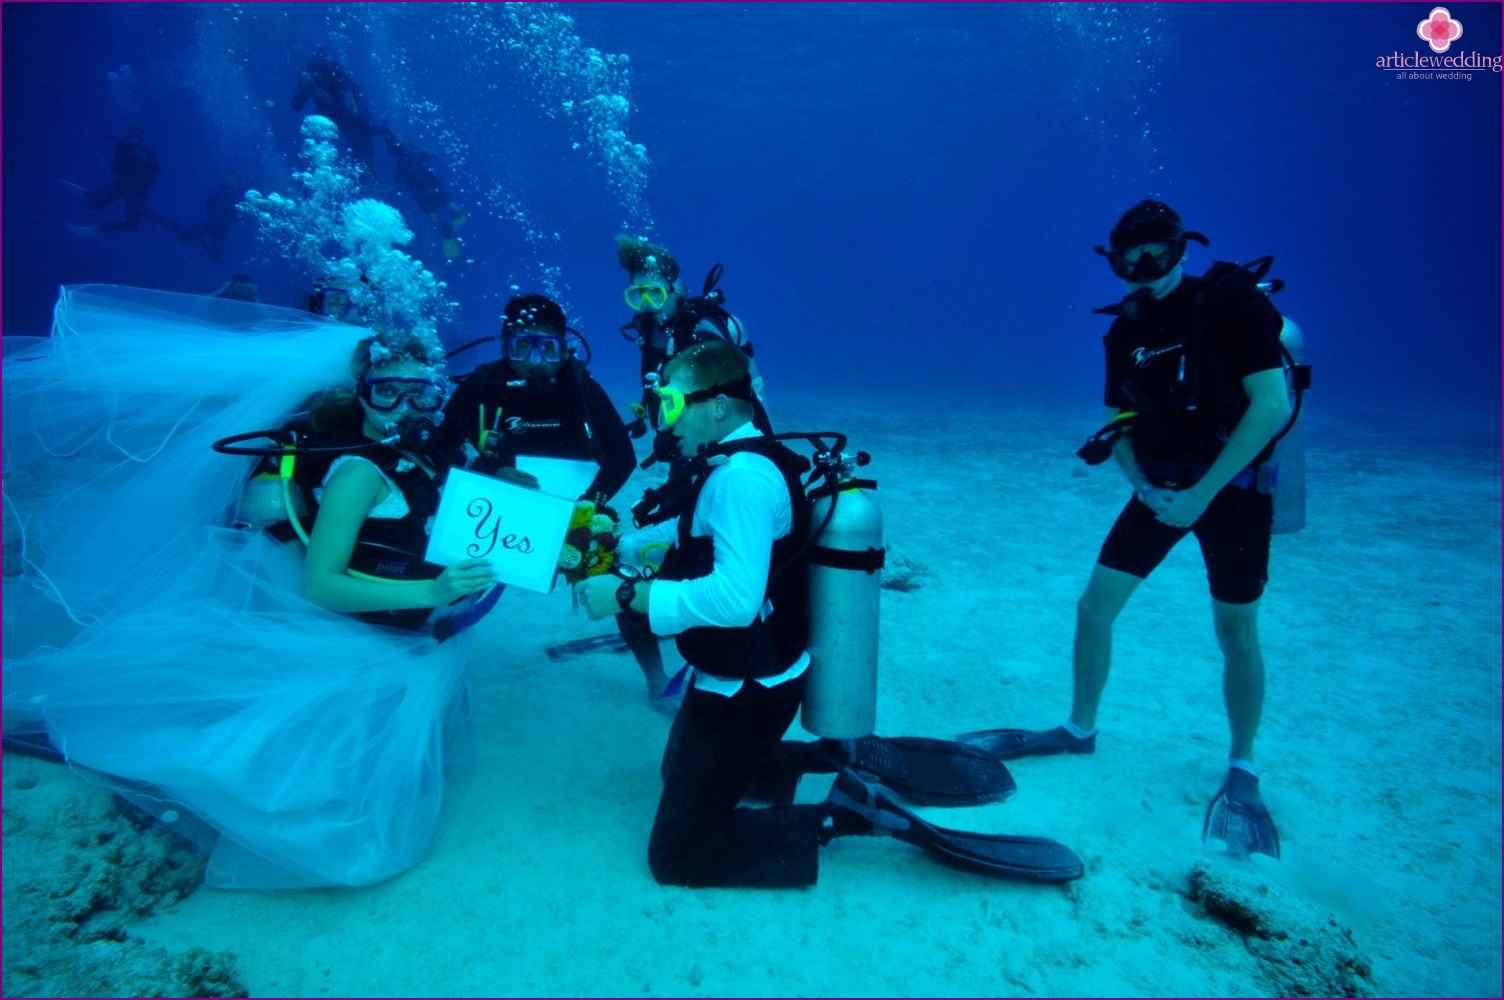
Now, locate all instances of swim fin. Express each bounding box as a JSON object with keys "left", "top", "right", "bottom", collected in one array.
[
  {"left": 827, "top": 769, "right": 1084, "bottom": 883},
  {"left": 813, "top": 734, "right": 1016, "bottom": 807},
  {"left": 959, "top": 725, "right": 1096, "bottom": 761},
  {"left": 545, "top": 632, "right": 629, "bottom": 661},
  {"left": 1203, "top": 768, "right": 1280, "bottom": 859}
]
